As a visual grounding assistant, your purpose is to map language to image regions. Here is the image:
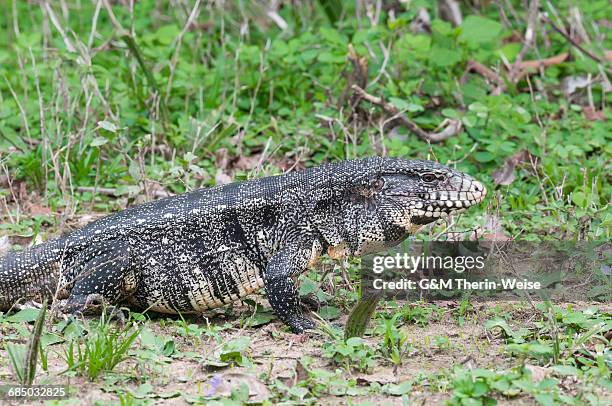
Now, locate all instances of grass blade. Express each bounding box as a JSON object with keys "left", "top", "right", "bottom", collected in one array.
[{"left": 344, "top": 291, "right": 383, "bottom": 340}]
